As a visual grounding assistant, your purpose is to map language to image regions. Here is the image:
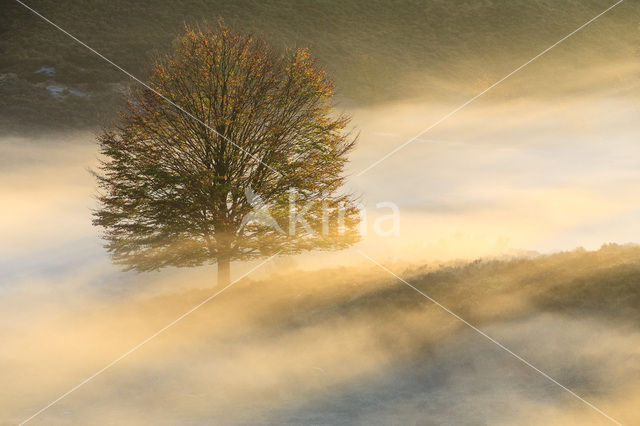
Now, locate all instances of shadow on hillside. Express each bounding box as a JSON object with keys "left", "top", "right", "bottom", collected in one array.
[{"left": 2, "top": 244, "right": 639, "bottom": 424}]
